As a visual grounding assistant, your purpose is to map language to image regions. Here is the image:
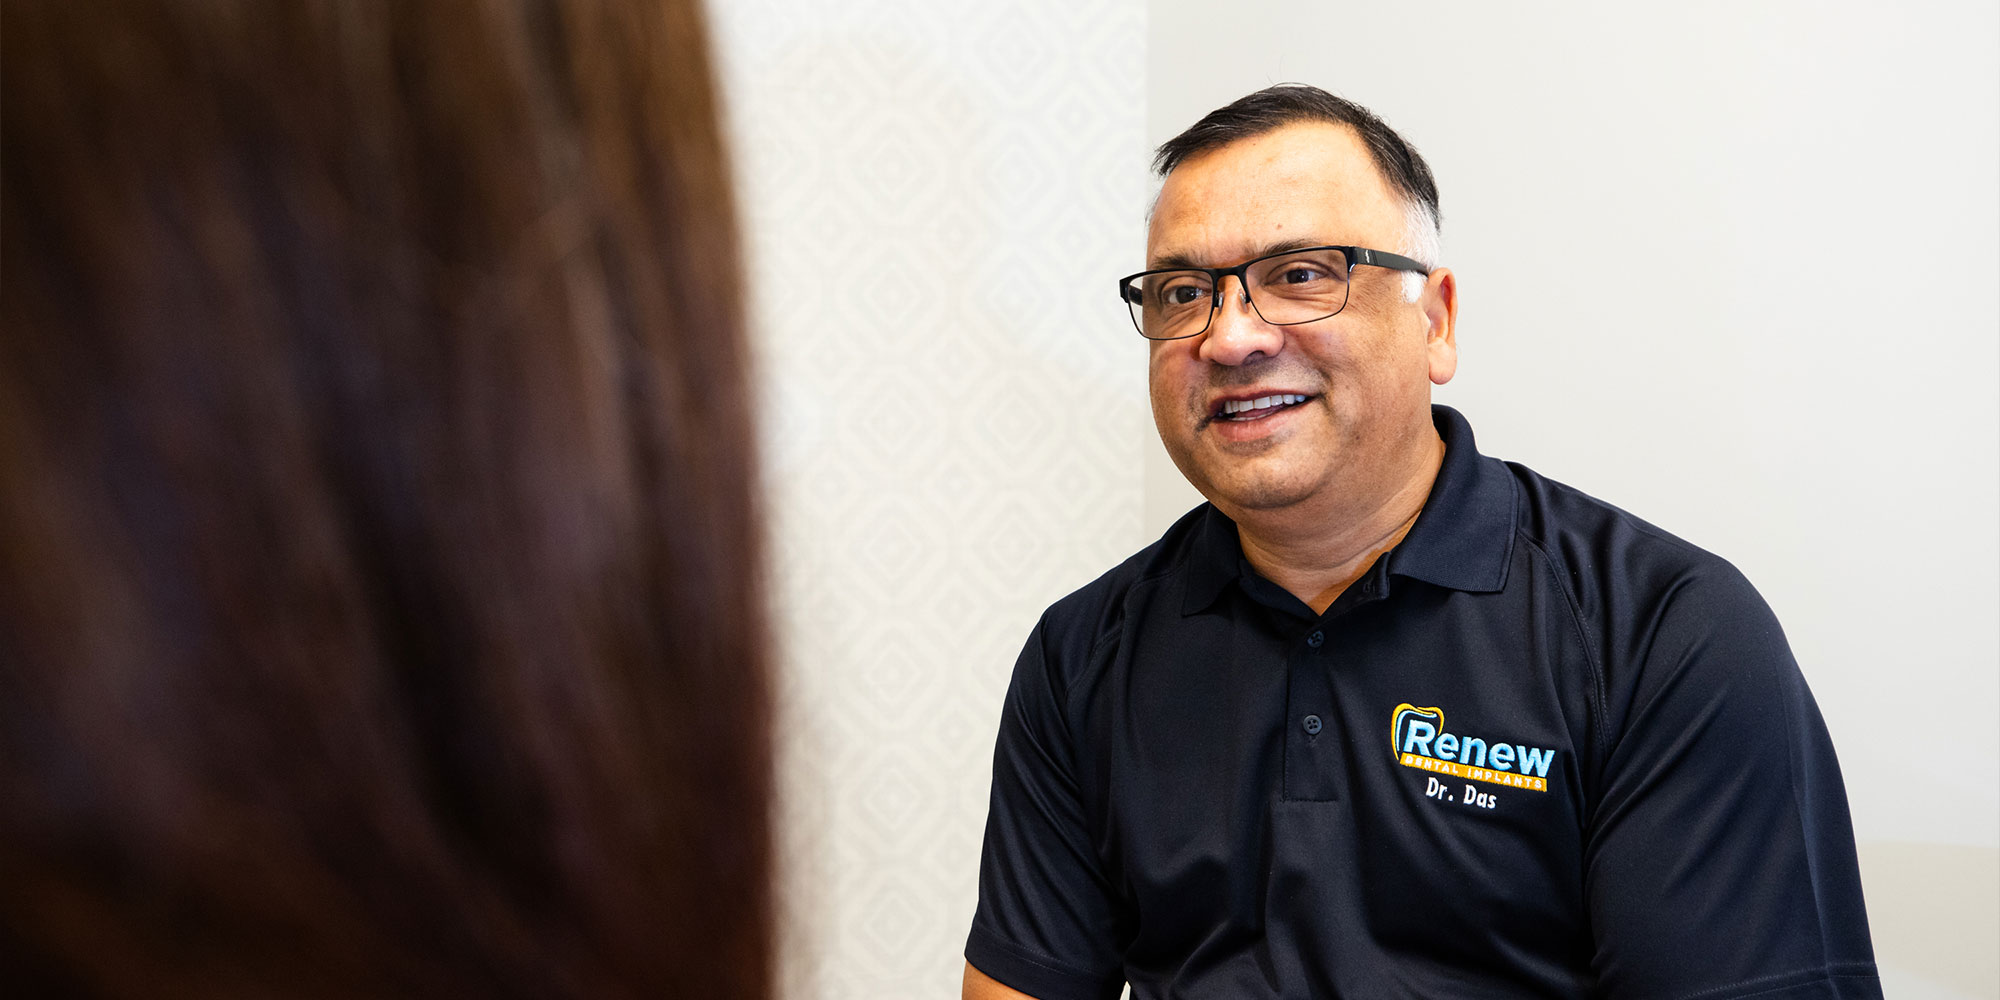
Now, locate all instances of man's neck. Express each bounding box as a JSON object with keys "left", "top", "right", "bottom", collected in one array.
[{"left": 1231, "top": 433, "right": 1447, "bottom": 616}]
